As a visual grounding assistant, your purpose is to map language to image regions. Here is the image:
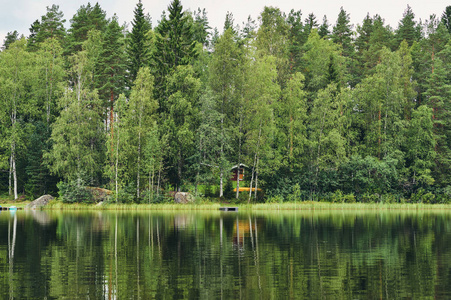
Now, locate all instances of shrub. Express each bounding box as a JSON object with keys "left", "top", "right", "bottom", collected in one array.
[
  {"left": 57, "top": 179, "right": 92, "bottom": 203},
  {"left": 343, "top": 193, "right": 356, "bottom": 203},
  {"left": 422, "top": 192, "right": 435, "bottom": 204},
  {"left": 360, "top": 193, "right": 380, "bottom": 203},
  {"left": 410, "top": 189, "right": 424, "bottom": 203},
  {"left": 381, "top": 193, "right": 397, "bottom": 204},
  {"left": 267, "top": 195, "right": 284, "bottom": 203},
  {"left": 332, "top": 190, "right": 344, "bottom": 203},
  {"left": 287, "top": 184, "right": 301, "bottom": 202},
  {"left": 116, "top": 184, "right": 137, "bottom": 203}
]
